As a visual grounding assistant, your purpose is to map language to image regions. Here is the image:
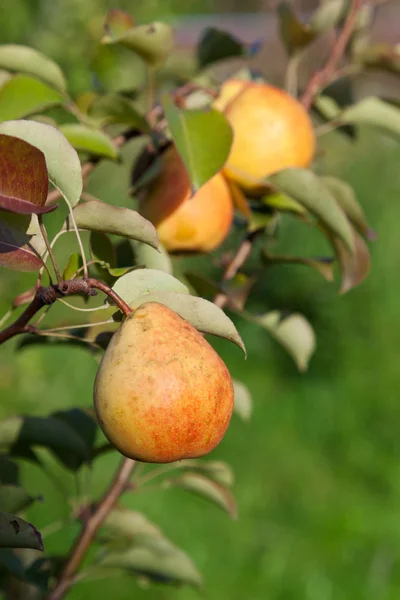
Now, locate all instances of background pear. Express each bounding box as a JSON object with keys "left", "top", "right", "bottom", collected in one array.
[
  {"left": 213, "top": 79, "right": 315, "bottom": 193},
  {"left": 138, "top": 145, "right": 234, "bottom": 253},
  {"left": 94, "top": 302, "right": 234, "bottom": 463}
]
